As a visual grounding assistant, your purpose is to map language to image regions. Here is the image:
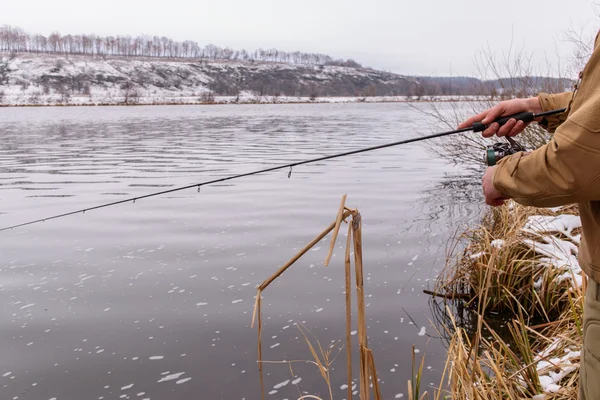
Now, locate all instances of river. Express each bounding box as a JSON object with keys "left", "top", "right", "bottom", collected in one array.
[{"left": 0, "top": 103, "right": 482, "bottom": 400}]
